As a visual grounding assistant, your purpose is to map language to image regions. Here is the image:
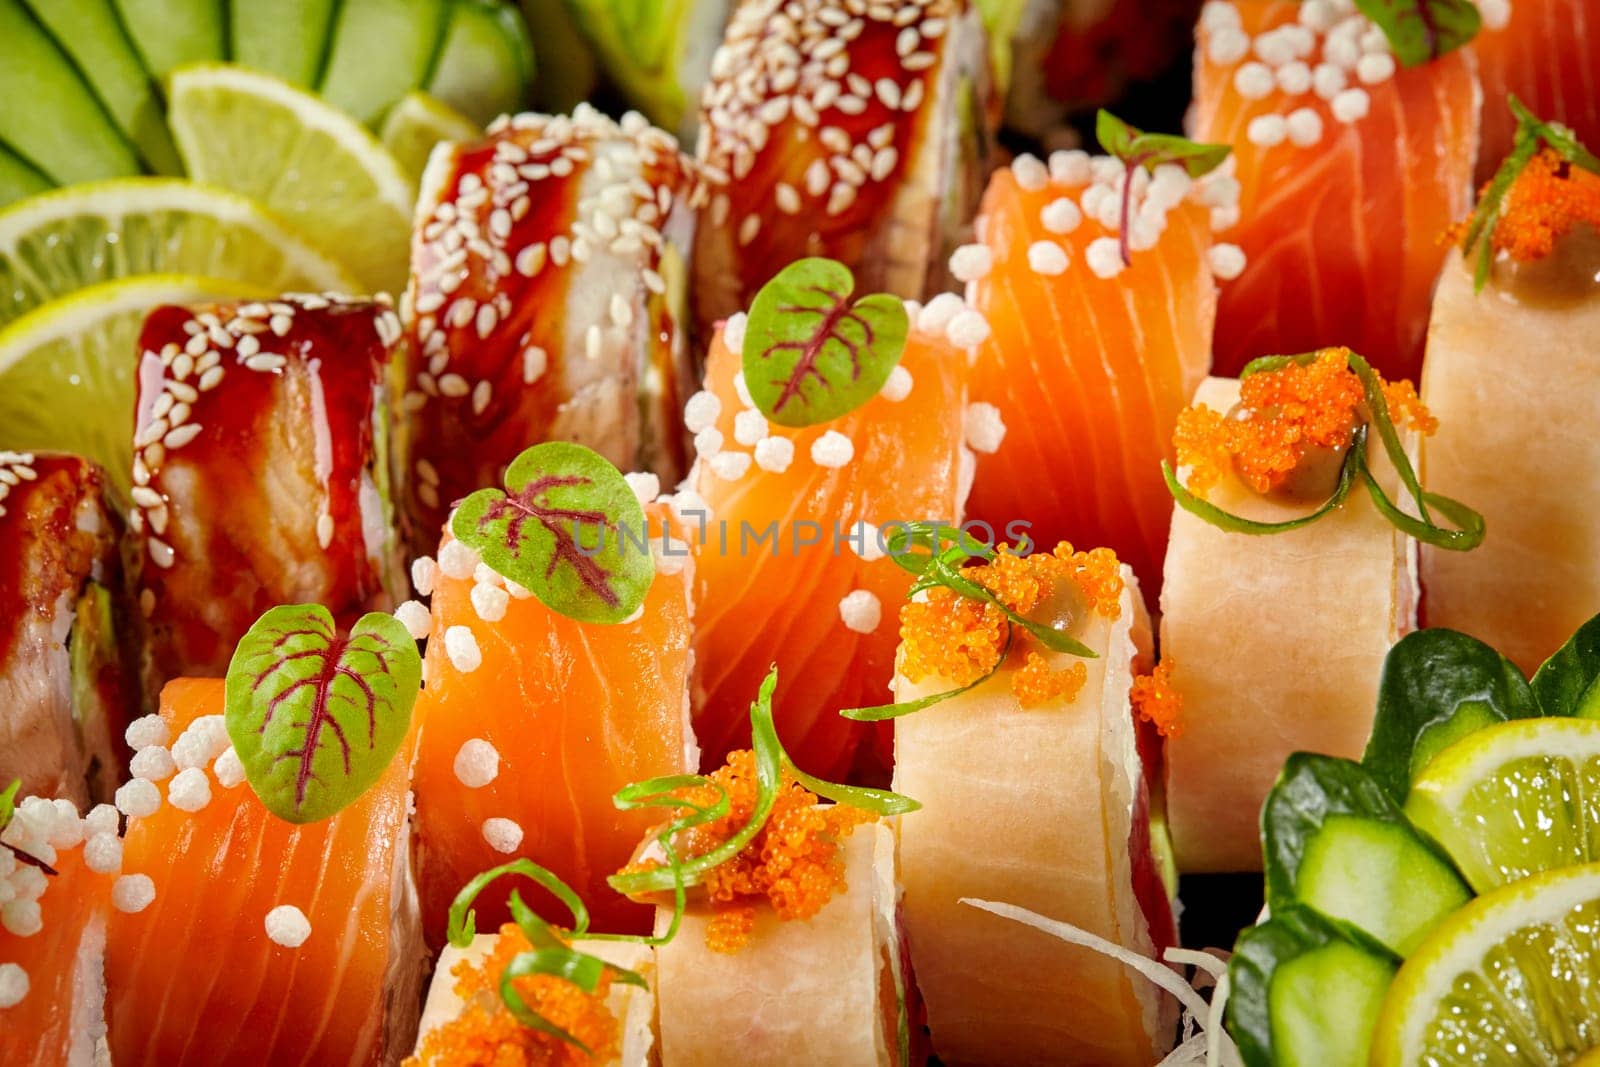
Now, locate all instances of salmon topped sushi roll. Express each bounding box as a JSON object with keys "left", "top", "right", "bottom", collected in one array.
[
  {"left": 408, "top": 443, "right": 696, "bottom": 940},
  {"left": 883, "top": 538, "right": 1179, "bottom": 1064},
  {"left": 0, "top": 453, "right": 136, "bottom": 805},
  {"left": 1472, "top": 0, "right": 1600, "bottom": 183},
  {"left": 1, "top": 792, "right": 119, "bottom": 1067},
  {"left": 958, "top": 124, "right": 1232, "bottom": 596},
  {"left": 401, "top": 104, "right": 702, "bottom": 553},
  {"left": 1189, "top": 0, "right": 1479, "bottom": 381},
  {"left": 690, "top": 0, "right": 996, "bottom": 339},
  {"left": 107, "top": 600, "right": 427, "bottom": 1065},
  {"left": 683, "top": 259, "right": 975, "bottom": 781},
  {"left": 130, "top": 294, "right": 407, "bottom": 693}
]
